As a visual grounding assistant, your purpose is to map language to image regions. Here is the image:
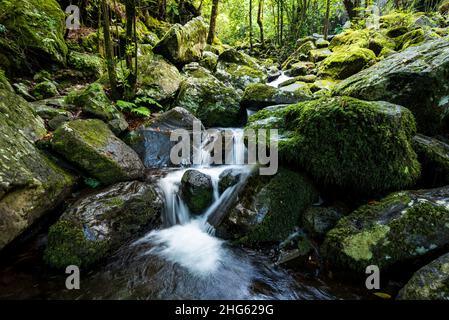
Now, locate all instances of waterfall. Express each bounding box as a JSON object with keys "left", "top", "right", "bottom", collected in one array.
[{"left": 267, "top": 71, "right": 293, "bottom": 88}]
